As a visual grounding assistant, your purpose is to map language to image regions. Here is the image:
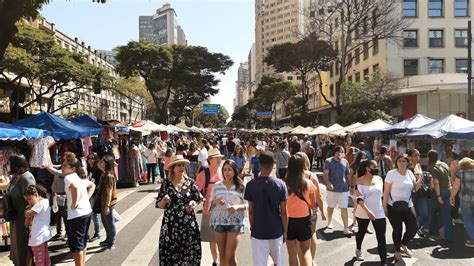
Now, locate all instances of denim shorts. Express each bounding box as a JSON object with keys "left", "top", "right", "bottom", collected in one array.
[{"left": 211, "top": 224, "right": 245, "bottom": 234}]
